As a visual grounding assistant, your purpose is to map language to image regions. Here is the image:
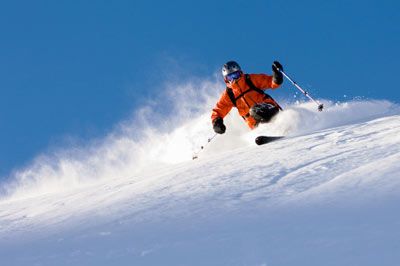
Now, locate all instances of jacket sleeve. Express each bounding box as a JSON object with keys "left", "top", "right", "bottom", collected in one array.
[
  {"left": 211, "top": 90, "right": 234, "bottom": 122},
  {"left": 250, "top": 73, "right": 281, "bottom": 90}
]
